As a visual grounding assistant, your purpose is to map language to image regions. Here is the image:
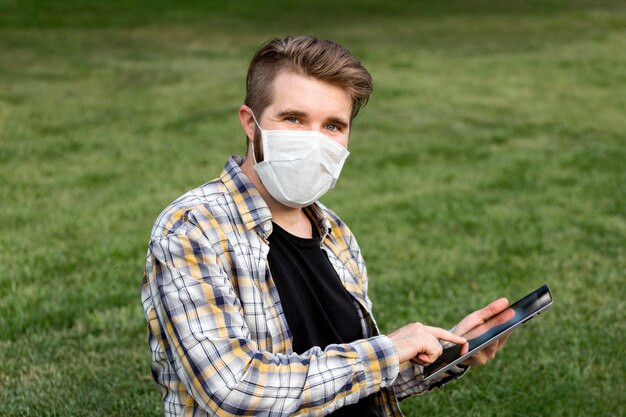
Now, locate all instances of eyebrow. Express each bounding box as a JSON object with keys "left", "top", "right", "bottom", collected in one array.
[
  {"left": 275, "top": 109, "right": 350, "bottom": 130},
  {"left": 275, "top": 109, "right": 308, "bottom": 119}
]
